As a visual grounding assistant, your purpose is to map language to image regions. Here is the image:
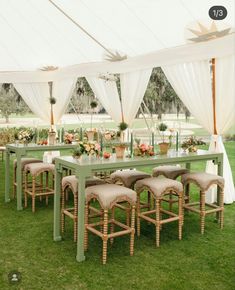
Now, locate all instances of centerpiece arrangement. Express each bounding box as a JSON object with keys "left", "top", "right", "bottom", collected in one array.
[
  {"left": 114, "top": 121, "right": 128, "bottom": 158},
  {"left": 103, "top": 130, "right": 117, "bottom": 141},
  {"left": 64, "top": 132, "right": 74, "bottom": 144},
  {"left": 17, "top": 129, "right": 34, "bottom": 145},
  {"left": 72, "top": 141, "right": 101, "bottom": 159},
  {"left": 158, "top": 122, "right": 169, "bottom": 154},
  {"left": 181, "top": 136, "right": 206, "bottom": 152},
  {"left": 48, "top": 82, "right": 57, "bottom": 145},
  {"left": 133, "top": 143, "right": 154, "bottom": 157}
]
